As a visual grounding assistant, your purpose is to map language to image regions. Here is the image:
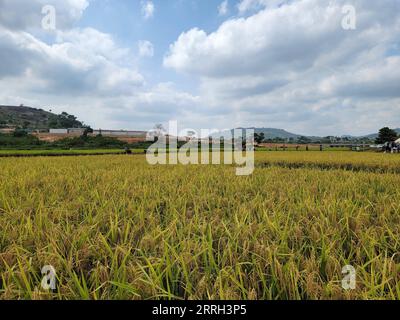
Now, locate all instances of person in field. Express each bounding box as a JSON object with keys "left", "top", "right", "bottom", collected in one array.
[{"left": 391, "top": 141, "right": 397, "bottom": 153}]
